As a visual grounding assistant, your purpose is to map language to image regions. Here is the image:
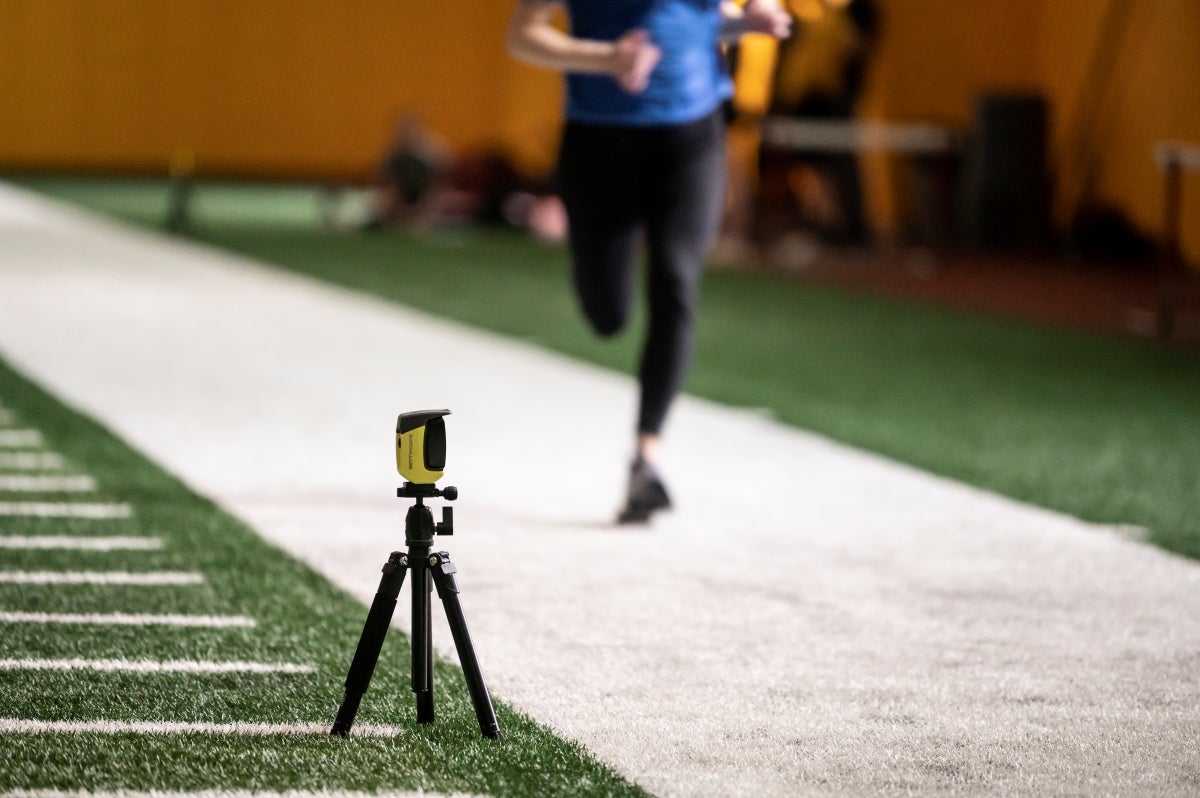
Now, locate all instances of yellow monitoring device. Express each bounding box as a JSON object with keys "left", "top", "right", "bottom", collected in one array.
[{"left": 396, "top": 410, "right": 450, "bottom": 484}]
